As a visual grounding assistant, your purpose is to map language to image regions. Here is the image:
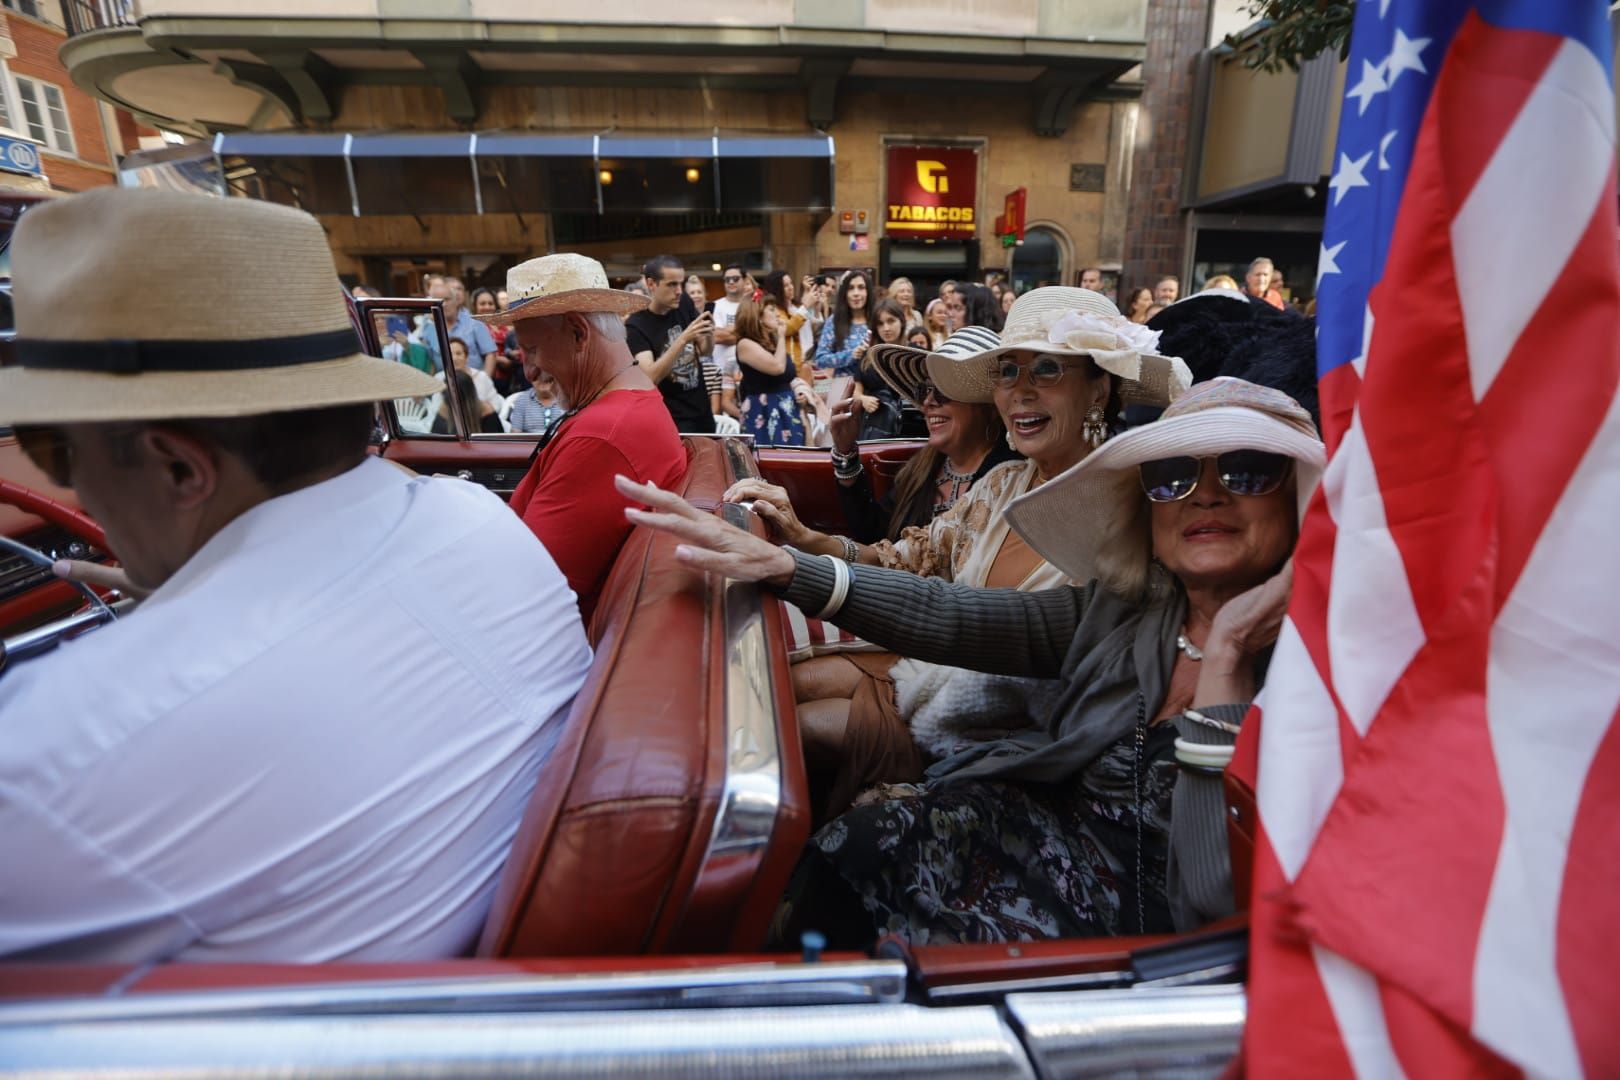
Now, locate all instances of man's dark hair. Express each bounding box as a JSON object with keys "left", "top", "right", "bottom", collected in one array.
[
  {"left": 724, "top": 262, "right": 745, "bottom": 277},
  {"left": 127, "top": 404, "right": 376, "bottom": 494},
  {"left": 642, "top": 254, "right": 683, "bottom": 281}
]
